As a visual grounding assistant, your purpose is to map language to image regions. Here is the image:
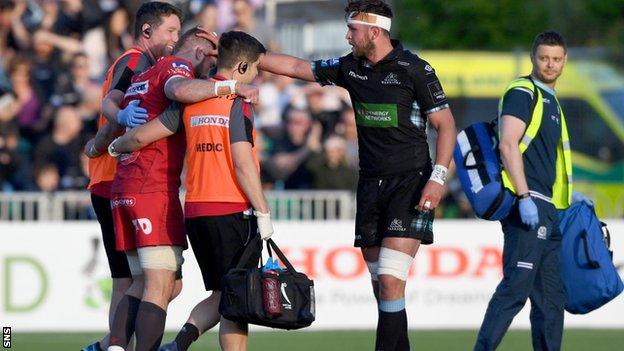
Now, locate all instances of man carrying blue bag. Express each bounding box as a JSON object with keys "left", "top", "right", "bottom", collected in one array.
[
  {"left": 558, "top": 202, "right": 624, "bottom": 314},
  {"left": 474, "top": 31, "right": 593, "bottom": 351}
]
